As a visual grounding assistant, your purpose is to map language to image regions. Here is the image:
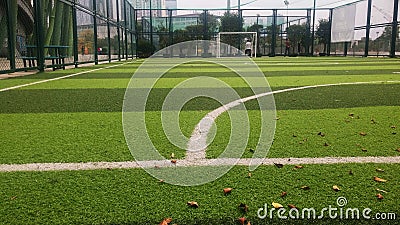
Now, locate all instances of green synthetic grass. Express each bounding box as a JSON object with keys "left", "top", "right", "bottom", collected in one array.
[
  {"left": 1, "top": 57, "right": 400, "bottom": 224},
  {"left": 1, "top": 164, "right": 399, "bottom": 224}
]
